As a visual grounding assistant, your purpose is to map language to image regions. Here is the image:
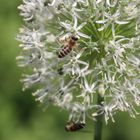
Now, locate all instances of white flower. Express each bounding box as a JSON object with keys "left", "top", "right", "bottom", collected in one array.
[
  {"left": 96, "top": 10, "right": 129, "bottom": 37},
  {"left": 60, "top": 14, "right": 90, "bottom": 38},
  {"left": 17, "top": 0, "right": 140, "bottom": 124}
]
